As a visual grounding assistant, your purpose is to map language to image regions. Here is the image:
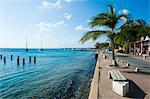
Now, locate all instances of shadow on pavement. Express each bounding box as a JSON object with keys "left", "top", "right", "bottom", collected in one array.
[{"left": 126, "top": 80, "right": 146, "bottom": 98}]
